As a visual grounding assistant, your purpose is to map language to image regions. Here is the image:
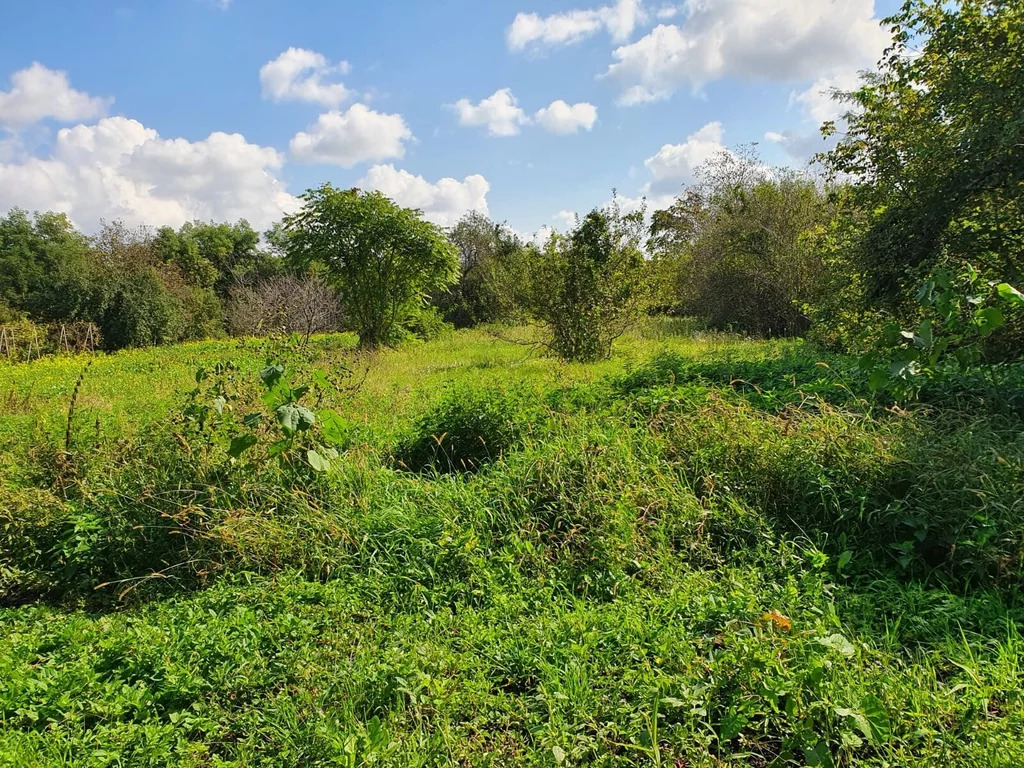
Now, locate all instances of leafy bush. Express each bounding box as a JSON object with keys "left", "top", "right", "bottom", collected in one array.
[
  {"left": 500, "top": 198, "right": 660, "bottom": 361},
  {"left": 392, "top": 385, "right": 534, "bottom": 474}
]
